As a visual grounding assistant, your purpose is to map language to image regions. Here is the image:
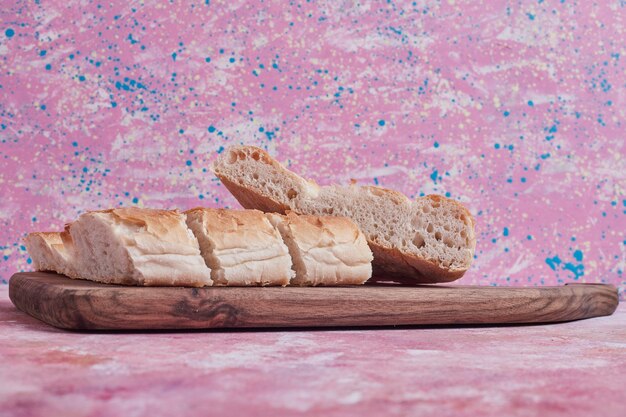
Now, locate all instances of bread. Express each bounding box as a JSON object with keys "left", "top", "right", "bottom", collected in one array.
[
  {"left": 25, "top": 207, "right": 373, "bottom": 286},
  {"left": 23, "top": 231, "right": 78, "bottom": 278},
  {"left": 212, "top": 146, "right": 476, "bottom": 283},
  {"left": 185, "top": 208, "right": 293, "bottom": 286},
  {"left": 68, "top": 208, "right": 212, "bottom": 286},
  {"left": 266, "top": 212, "right": 373, "bottom": 286}
]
